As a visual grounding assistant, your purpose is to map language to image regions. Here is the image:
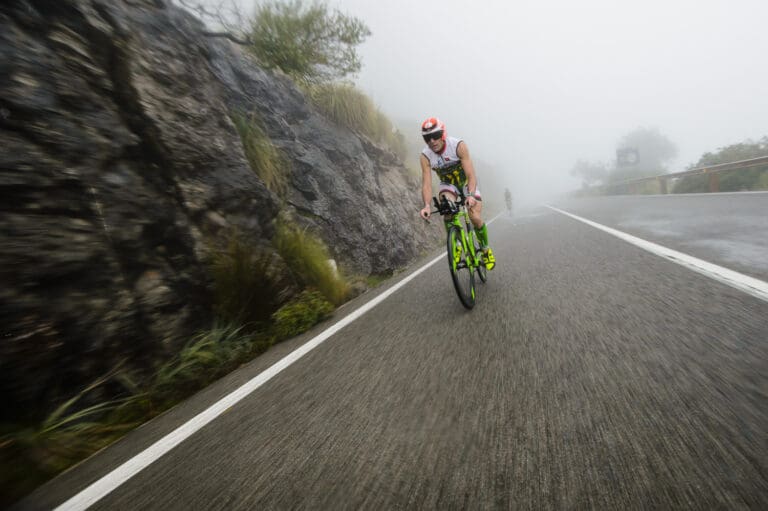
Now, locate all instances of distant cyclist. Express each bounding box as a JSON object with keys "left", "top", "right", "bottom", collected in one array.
[
  {"left": 504, "top": 188, "right": 513, "bottom": 216},
  {"left": 418, "top": 117, "right": 495, "bottom": 270}
]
